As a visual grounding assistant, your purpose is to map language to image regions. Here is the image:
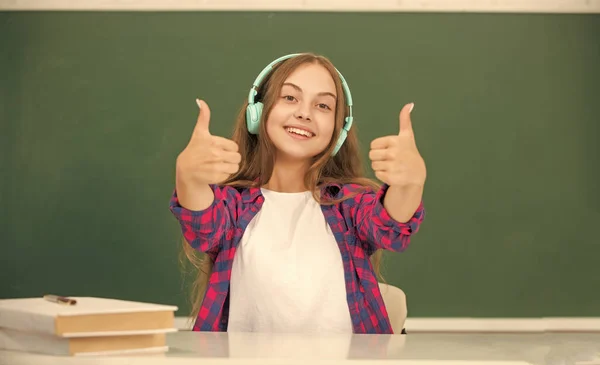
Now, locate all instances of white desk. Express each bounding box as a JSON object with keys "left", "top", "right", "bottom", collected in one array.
[{"left": 1, "top": 331, "right": 600, "bottom": 365}]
